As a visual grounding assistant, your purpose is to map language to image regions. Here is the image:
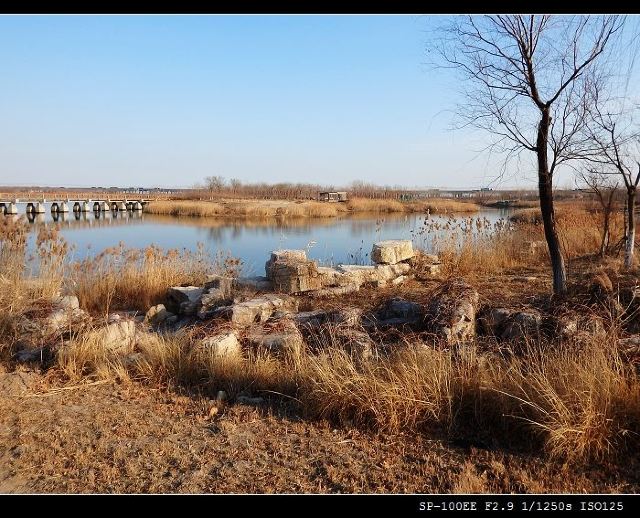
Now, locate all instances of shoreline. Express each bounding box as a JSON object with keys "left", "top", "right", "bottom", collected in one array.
[{"left": 143, "top": 198, "right": 483, "bottom": 219}]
